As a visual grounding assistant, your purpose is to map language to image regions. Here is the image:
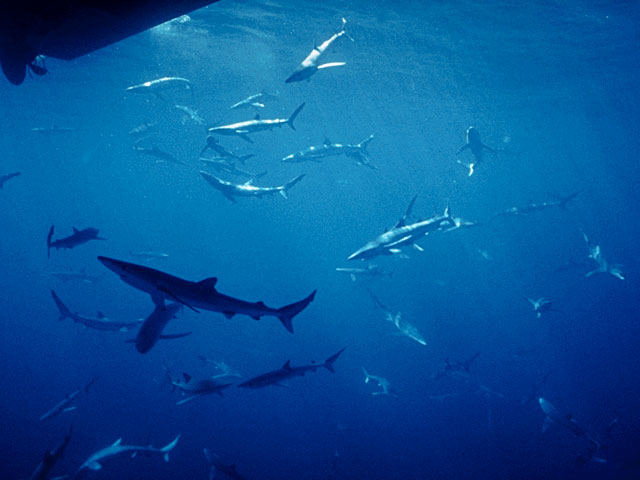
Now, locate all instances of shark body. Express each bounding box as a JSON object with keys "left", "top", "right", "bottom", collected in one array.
[{"left": 97, "top": 256, "right": 316, "bottom": 333}]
